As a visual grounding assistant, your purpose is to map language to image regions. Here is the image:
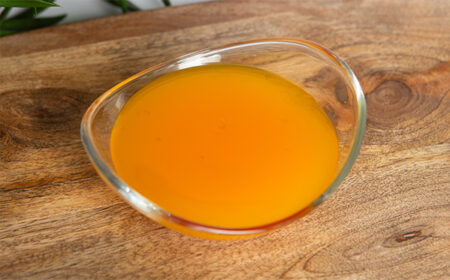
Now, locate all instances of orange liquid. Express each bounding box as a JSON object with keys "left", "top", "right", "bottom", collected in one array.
[{"left": 110, "top": 64, "right": 339, "bottom": 228}]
